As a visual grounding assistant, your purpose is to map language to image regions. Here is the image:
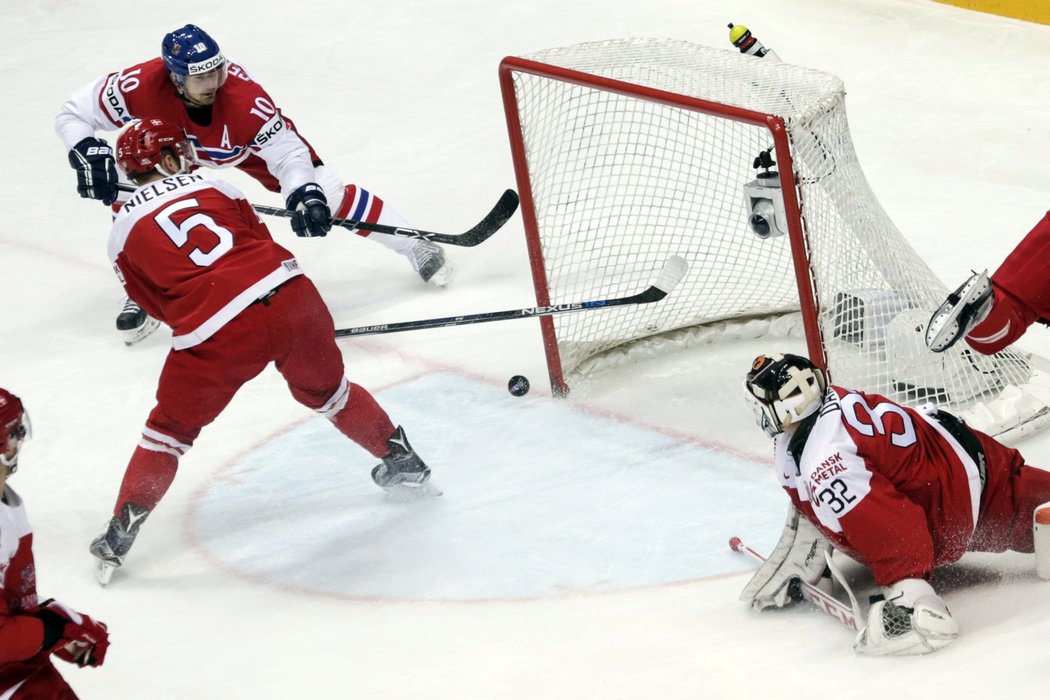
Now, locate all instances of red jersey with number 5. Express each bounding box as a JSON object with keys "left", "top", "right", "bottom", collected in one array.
[
  {"left": 108, "top": 174, "right": 303, "bottom": 350},
  {"left": 772, "top": 386, "right": 984, "bottom": 585}
]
